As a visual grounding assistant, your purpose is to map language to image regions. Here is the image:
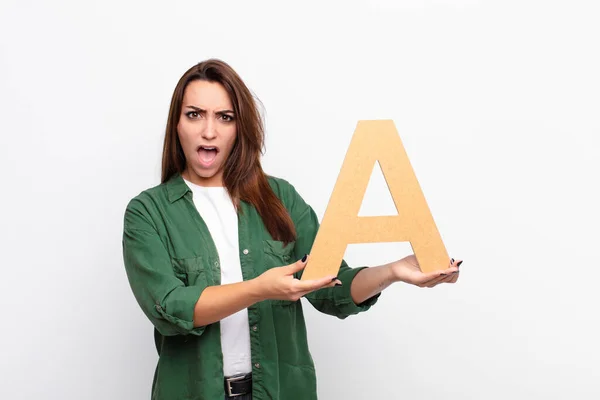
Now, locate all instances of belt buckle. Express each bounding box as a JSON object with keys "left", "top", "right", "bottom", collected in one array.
[{"left": 226, "top": 374, "right": 247, "bottom": 397}]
